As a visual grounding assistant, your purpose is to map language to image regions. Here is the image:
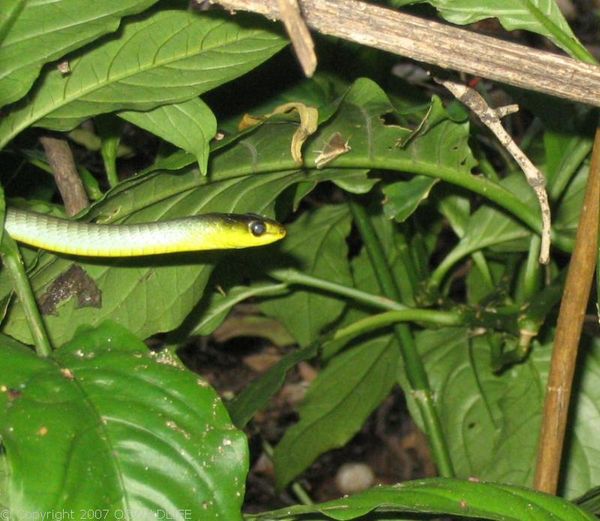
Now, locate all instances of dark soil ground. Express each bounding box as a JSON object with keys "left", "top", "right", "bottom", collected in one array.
[{"left": 179, "top": 334, "right": 436, "bottom": 512}]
